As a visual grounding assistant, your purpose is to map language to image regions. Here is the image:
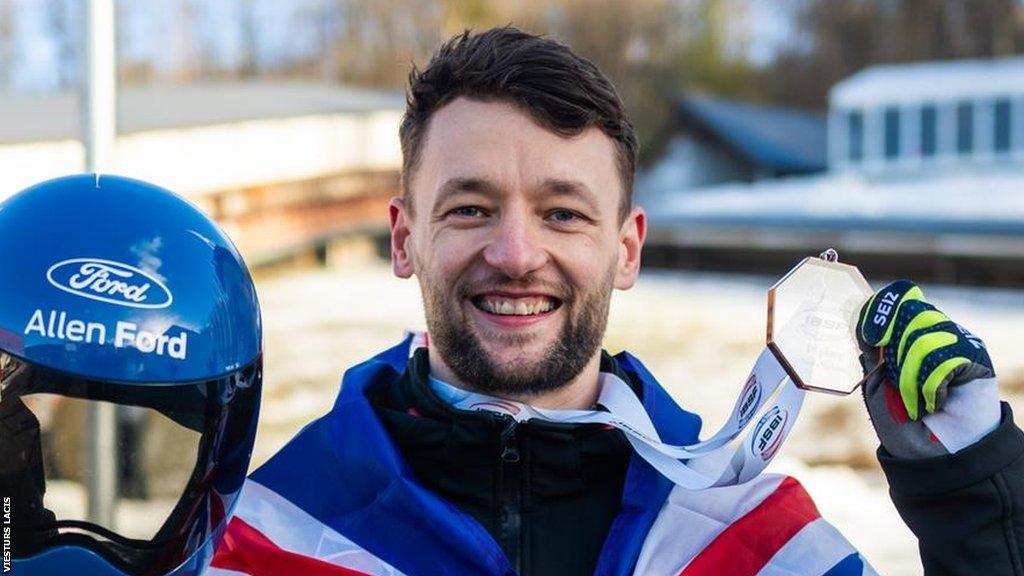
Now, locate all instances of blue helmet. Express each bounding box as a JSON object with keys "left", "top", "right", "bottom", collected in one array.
[{"left": 1, "top": 174, "right": 261, "bottom": 575}]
